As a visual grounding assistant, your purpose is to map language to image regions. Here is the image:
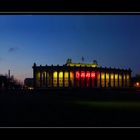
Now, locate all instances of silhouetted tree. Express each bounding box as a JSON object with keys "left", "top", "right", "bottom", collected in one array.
[
  {"left": 0, "top": 74, "right": 22, "bottom": 90},
  {"left": 0, "top": 75, "right": 8, "bottom": 89},
  {"left": 135, "top": 74, "right": 140, "bottom": 78}
]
